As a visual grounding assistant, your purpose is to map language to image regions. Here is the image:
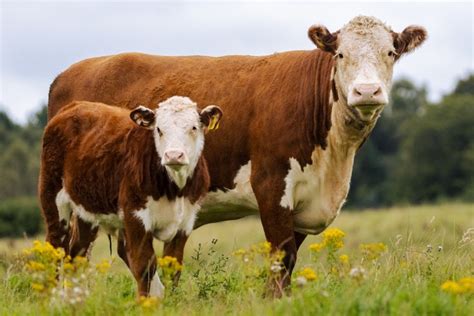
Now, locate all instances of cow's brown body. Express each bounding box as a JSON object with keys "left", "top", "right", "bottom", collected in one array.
[
  {"left": 39, "top": 101, "right": 210, "bottom": 296},
  {"left": 48, "top": 50, "right": 334, "bottom": 292}
]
